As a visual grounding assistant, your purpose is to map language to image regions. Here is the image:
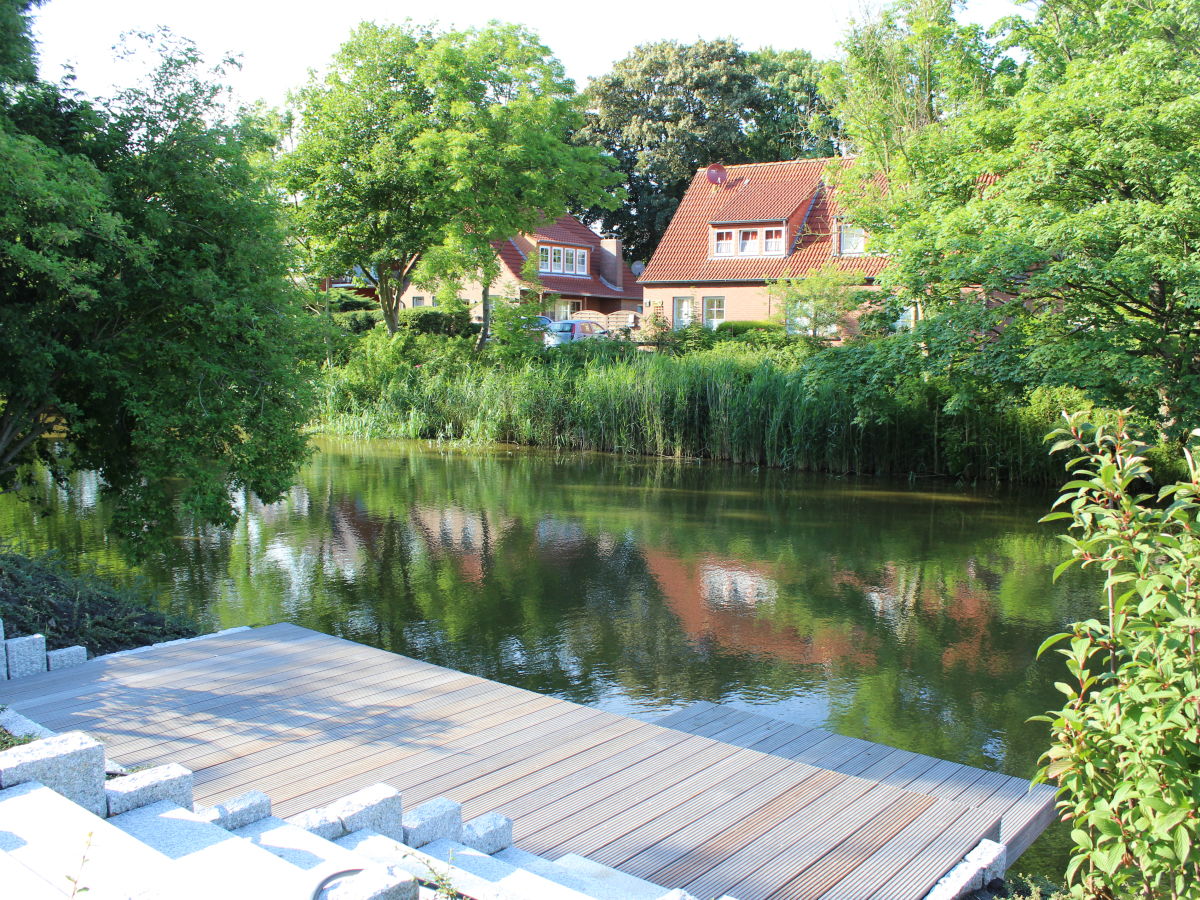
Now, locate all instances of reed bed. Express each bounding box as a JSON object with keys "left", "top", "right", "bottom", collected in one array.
[{"left": 317, "top": 345, "right": 1083, "bottom": 485}]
